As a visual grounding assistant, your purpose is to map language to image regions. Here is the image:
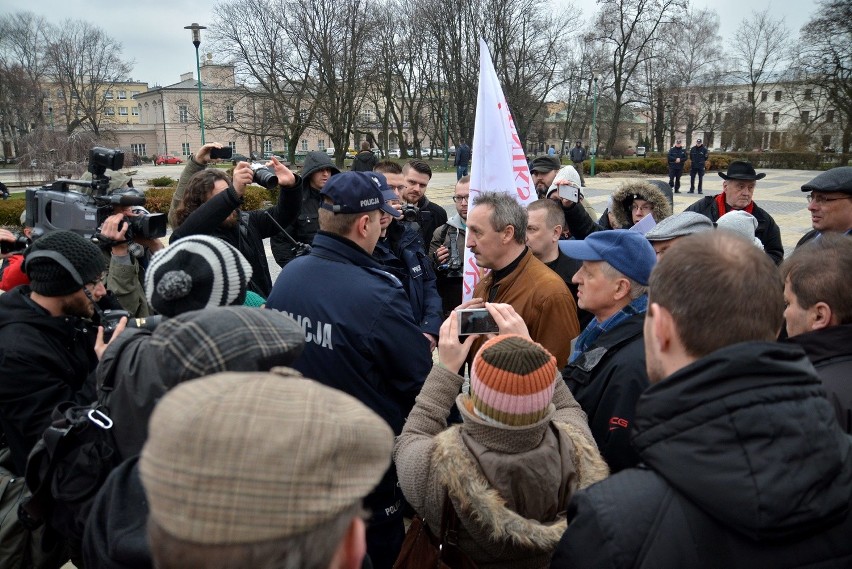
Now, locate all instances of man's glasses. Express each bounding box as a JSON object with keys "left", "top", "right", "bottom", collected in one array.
[
  {"left": 807, "top": 193, "right": 852, "bottom": 205},
  {"left": 452, "top": 195, "right": 469, "bottom": 203},
  {"left": 631, "top": 204, "right": 653, "bottom": 213}
]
